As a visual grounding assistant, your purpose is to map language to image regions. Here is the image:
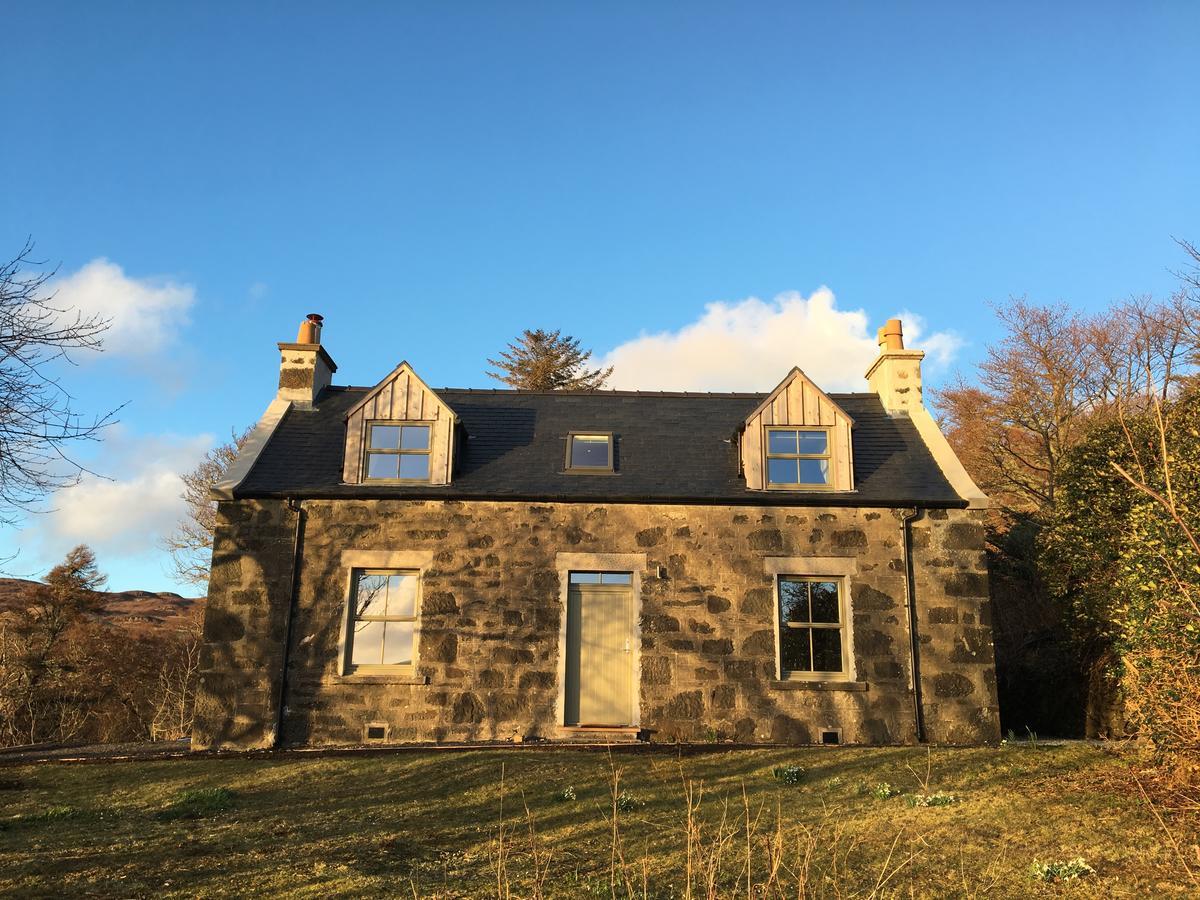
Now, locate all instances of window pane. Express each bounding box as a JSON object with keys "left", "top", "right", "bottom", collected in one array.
[
  {"left": 779, "top": 579, "right": 810, "bottom": 623},
  {"left": 570, "top": 435, "right": 611, "bottom": 468},
  {"left": 780, "top": 628, "right": 812, "bottom": 673},
  {"left": 355, "top": 573, "right": 389, "bottom": 617},
  {"left": 400, "top": 425, "right": 430, "bottom": 450},
  {"left": 797, "top": 430, "right": 828, "bottom": 455},
  {"left": 387, "top": 574, "right": 417, "bottom": 617},
  {"left": 767, "top": 429, "right": 798, "bottom": 455},
  {"left": 366, "top": 453, "right": 399, "bottom": 480},
  {"left": 811, "top": 628, "right": 843, "bottom": 672},
  {"left": 798, "top": 459, "right": 830, "bottom": 485},
  {"left": 398, "top": 454, "right": 430, "bottom": 480},
  {"left": 767, "top": 457, "right": 799, "bottom": 485},
  {"left": 369, "top": 425, "right": 401, "bottom": 449},
  {"left": 601, "top": 572, "right": 632, "bottom": 585},
  {"left": 569, "top": 571, "right": 601, "bottom": 584},
  {"left": 350, "top": 619, "right": 385, "bottom": 666},
  {"left": 382, "top": 622, "right": 414, "bottom": 665},
  {"left": 810, "top": 582, "right": 840, "bottom": 623}
]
